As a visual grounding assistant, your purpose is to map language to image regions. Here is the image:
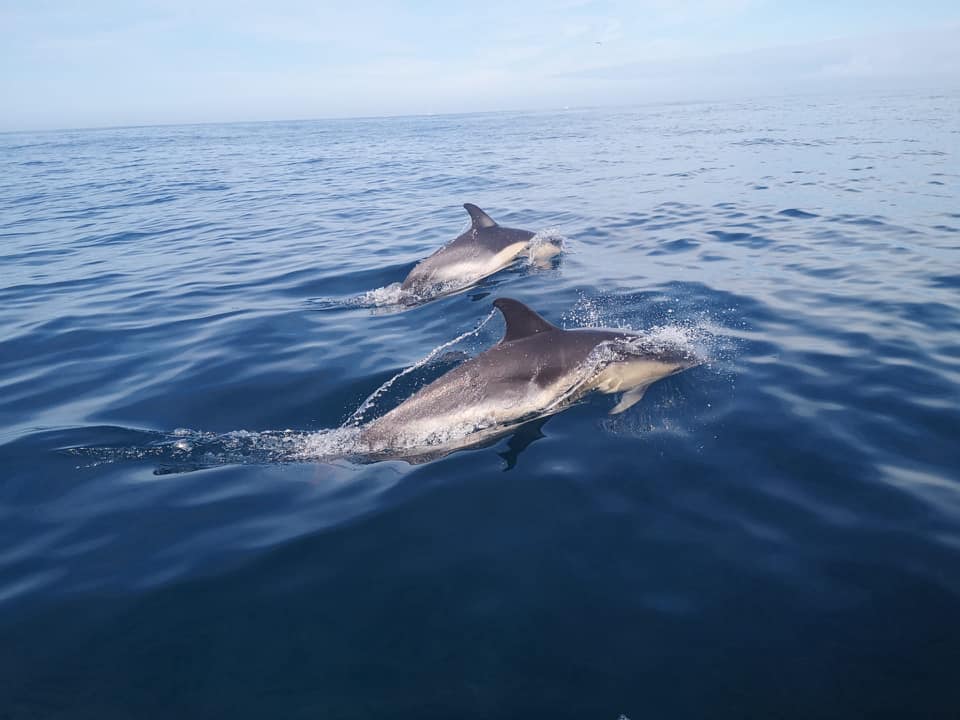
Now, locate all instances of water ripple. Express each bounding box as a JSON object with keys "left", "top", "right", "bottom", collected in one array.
[{"left": 0, "top": 93, "right": 958, "bottom": 717}]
